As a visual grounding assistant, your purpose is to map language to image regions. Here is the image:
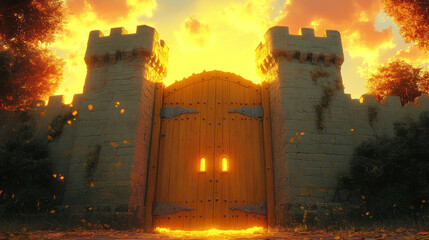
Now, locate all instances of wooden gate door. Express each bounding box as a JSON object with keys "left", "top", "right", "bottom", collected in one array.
[{"left": 152, "top": 72, "right": 270, "bottom": 230}]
